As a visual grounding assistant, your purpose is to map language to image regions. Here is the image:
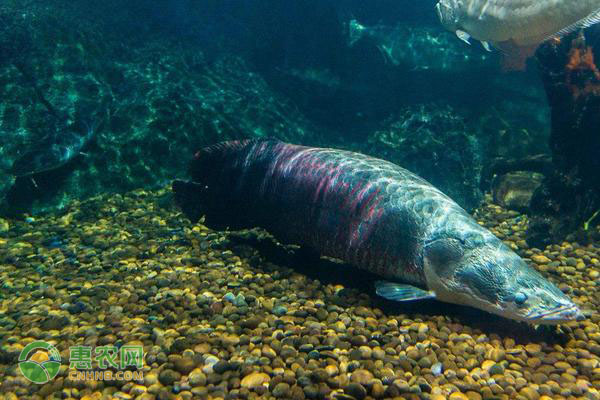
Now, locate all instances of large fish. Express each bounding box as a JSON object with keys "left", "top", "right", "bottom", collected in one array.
[
  {"left": 436, "top": 0, "right": 600, "bottom": 56},
  {"left": 173, "top": 139, "right": 583, "bottom": 324}
]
